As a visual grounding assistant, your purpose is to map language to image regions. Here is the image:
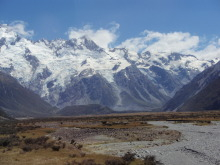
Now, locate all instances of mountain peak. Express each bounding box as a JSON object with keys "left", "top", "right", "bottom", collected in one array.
[{"left": 78, "top": 36, "right": 104, "bottom": 52}]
